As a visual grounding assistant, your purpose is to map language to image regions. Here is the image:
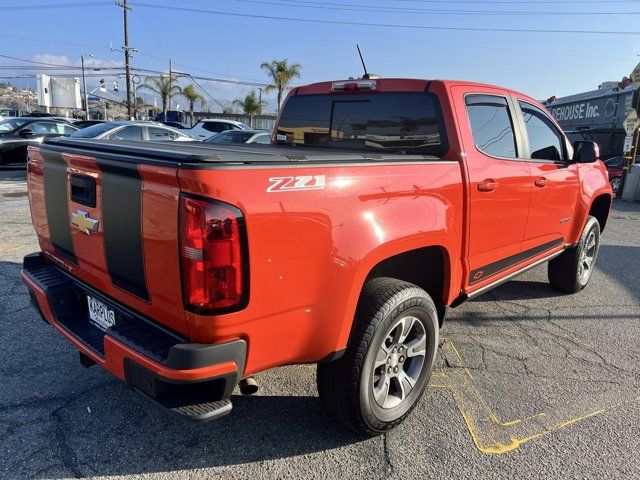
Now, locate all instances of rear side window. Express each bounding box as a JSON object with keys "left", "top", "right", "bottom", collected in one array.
[
  {"left": 148, "top": 127, "right": 178, "bottom": 141},
  {"left": 276, "top": 92, "right": 447, "bottom": 155},
  {"left": 466, "top": 95, "right": 517, "bottom": 159},
  {"left": 56, "top": 123, "right": 77, "bottom": 135},
  {"left": 519, "top": 101, "right": 566, "bottom": 162},
  {"left": 206, "top": 131, "right": 253, "bottom": 144},
  {"left": 202, "top": 122, "right": 238, "bottom": 133},
  {"left": 107, "top": 126, "right": 143, "bottom": 141}
]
